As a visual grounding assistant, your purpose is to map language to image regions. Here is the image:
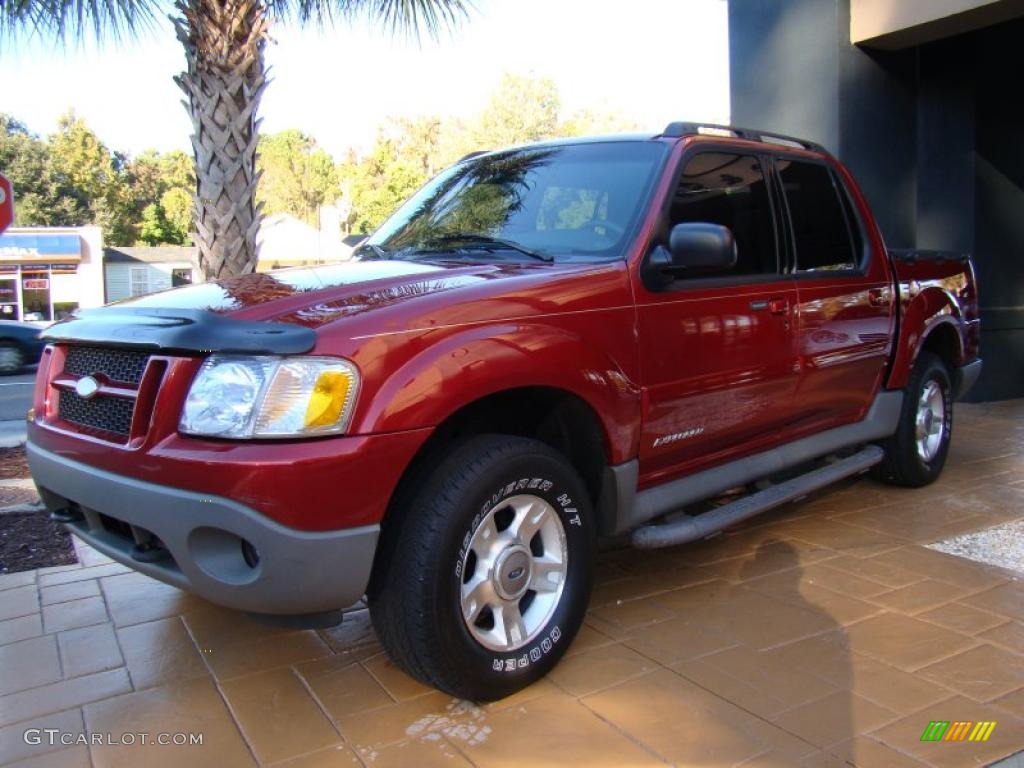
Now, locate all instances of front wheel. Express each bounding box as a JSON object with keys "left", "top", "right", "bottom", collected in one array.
[
  {"left": 368, "top": 435, "right": 595, "bottom": 701},
  {"left": 873, "top": 351, "right": 953, "bottom": 487},
  {"left": 0, "top": 343, "right": 23, "bottom": 375}
]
